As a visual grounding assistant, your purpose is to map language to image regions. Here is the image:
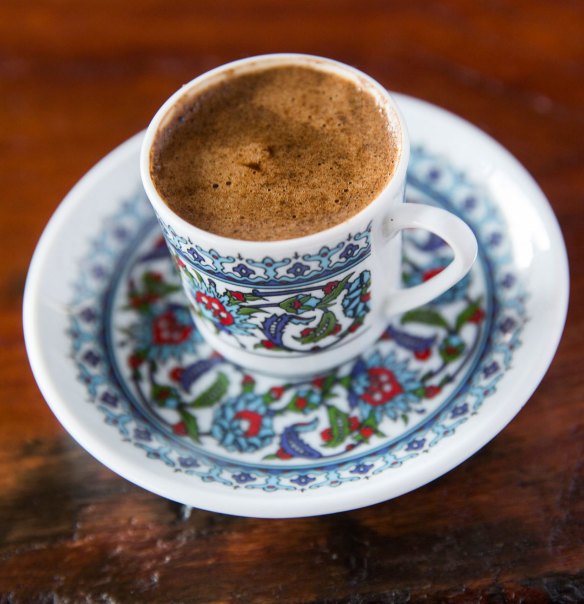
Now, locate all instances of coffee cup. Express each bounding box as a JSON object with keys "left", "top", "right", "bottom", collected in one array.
[{"left": 140, "top": 54, "right": 477, "bottom": 379}]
